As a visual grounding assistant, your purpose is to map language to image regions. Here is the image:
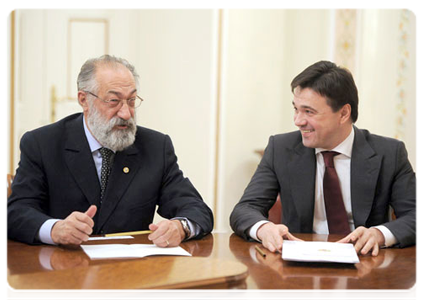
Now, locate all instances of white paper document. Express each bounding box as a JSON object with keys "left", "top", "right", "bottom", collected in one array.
[
  {"left": 81, "top": 244, "right": 192, "bottom": 260},
  {"left": 282, "top": 241, "right": 360, "bottom": 264}
]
